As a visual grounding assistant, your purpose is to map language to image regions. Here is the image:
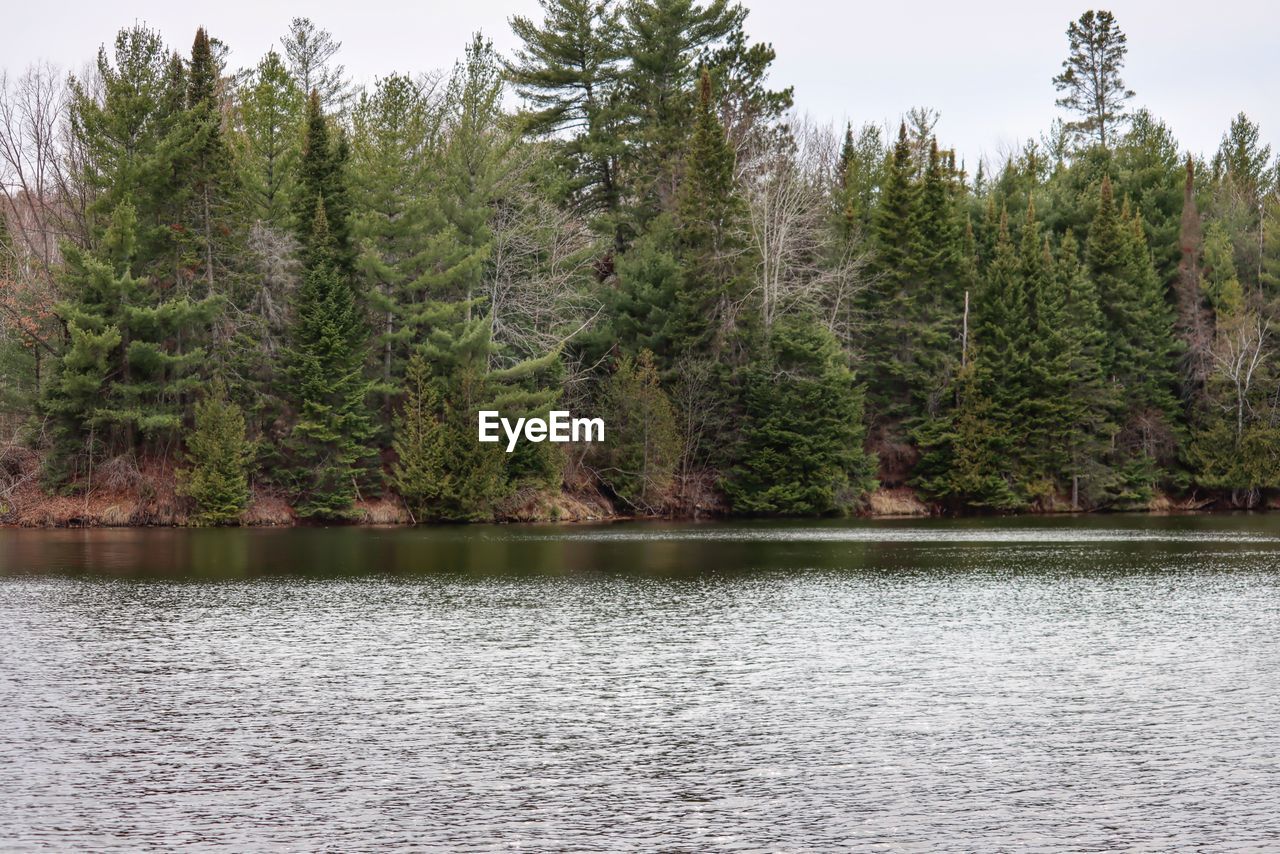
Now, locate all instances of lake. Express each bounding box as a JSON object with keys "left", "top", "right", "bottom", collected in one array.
[{"left": 2, "top": 516, "right": 1279, "bottom": 850}]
